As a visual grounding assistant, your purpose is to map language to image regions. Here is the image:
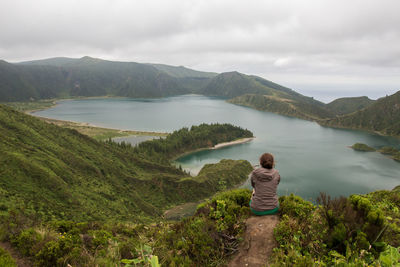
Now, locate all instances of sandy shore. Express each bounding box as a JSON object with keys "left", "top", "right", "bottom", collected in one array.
[{"left": 212, "top": 137, "right": 255, "bottom": 149}]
